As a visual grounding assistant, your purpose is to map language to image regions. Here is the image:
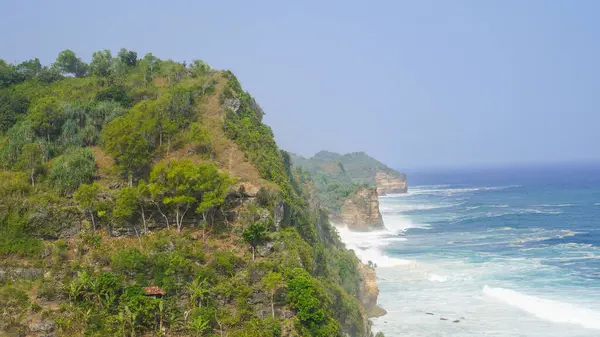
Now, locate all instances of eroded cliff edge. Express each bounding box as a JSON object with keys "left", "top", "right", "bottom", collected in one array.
[
  {"left": 340, "top": 186, "right": 385, "bottom": 231},
  {"left": 376, "top": 170, "right": 408, "bottom": 195},
  {"left": 358, "top": 263, "right": 387, "bottom": 318}
]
